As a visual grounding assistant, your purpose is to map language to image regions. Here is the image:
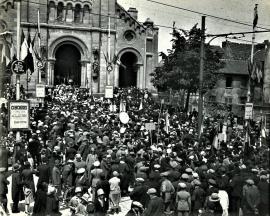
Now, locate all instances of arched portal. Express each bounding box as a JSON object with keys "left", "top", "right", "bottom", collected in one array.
[
  {"left": 54, "top": 44, "right": 81, "bottom": 86},
  {"left": 119, "top": 52, "right": 138, "bottom": 88}
]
